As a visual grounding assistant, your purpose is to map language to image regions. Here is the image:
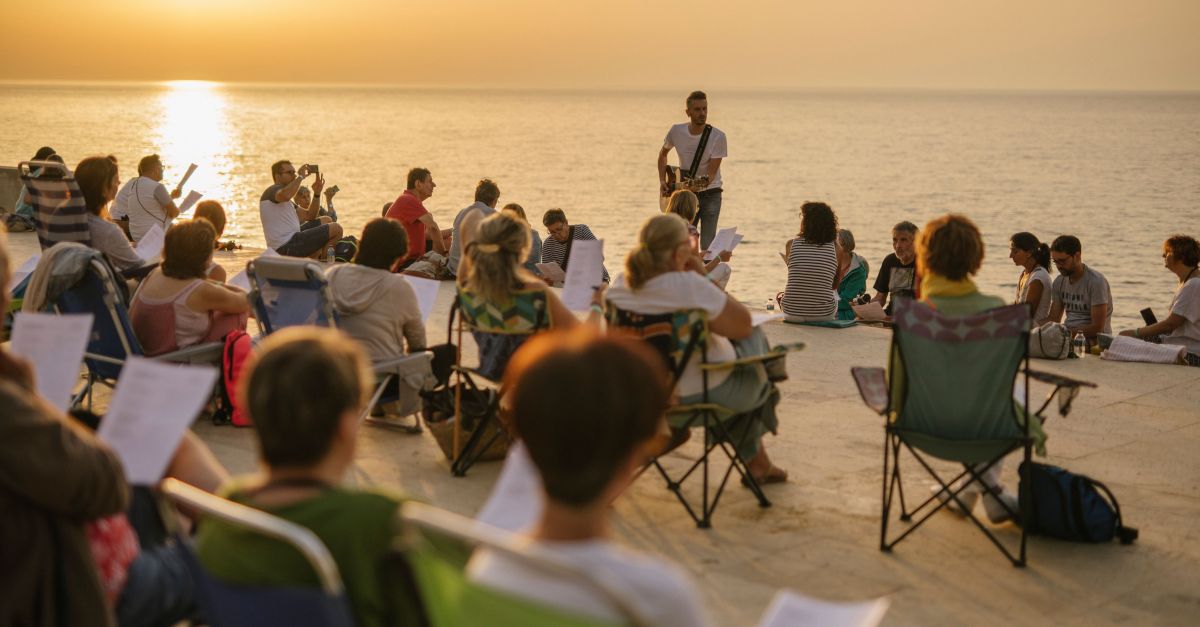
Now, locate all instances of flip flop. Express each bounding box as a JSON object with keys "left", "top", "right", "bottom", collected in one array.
[{"left": 742, "top": 465, "right": 788, "bottom": 488}]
